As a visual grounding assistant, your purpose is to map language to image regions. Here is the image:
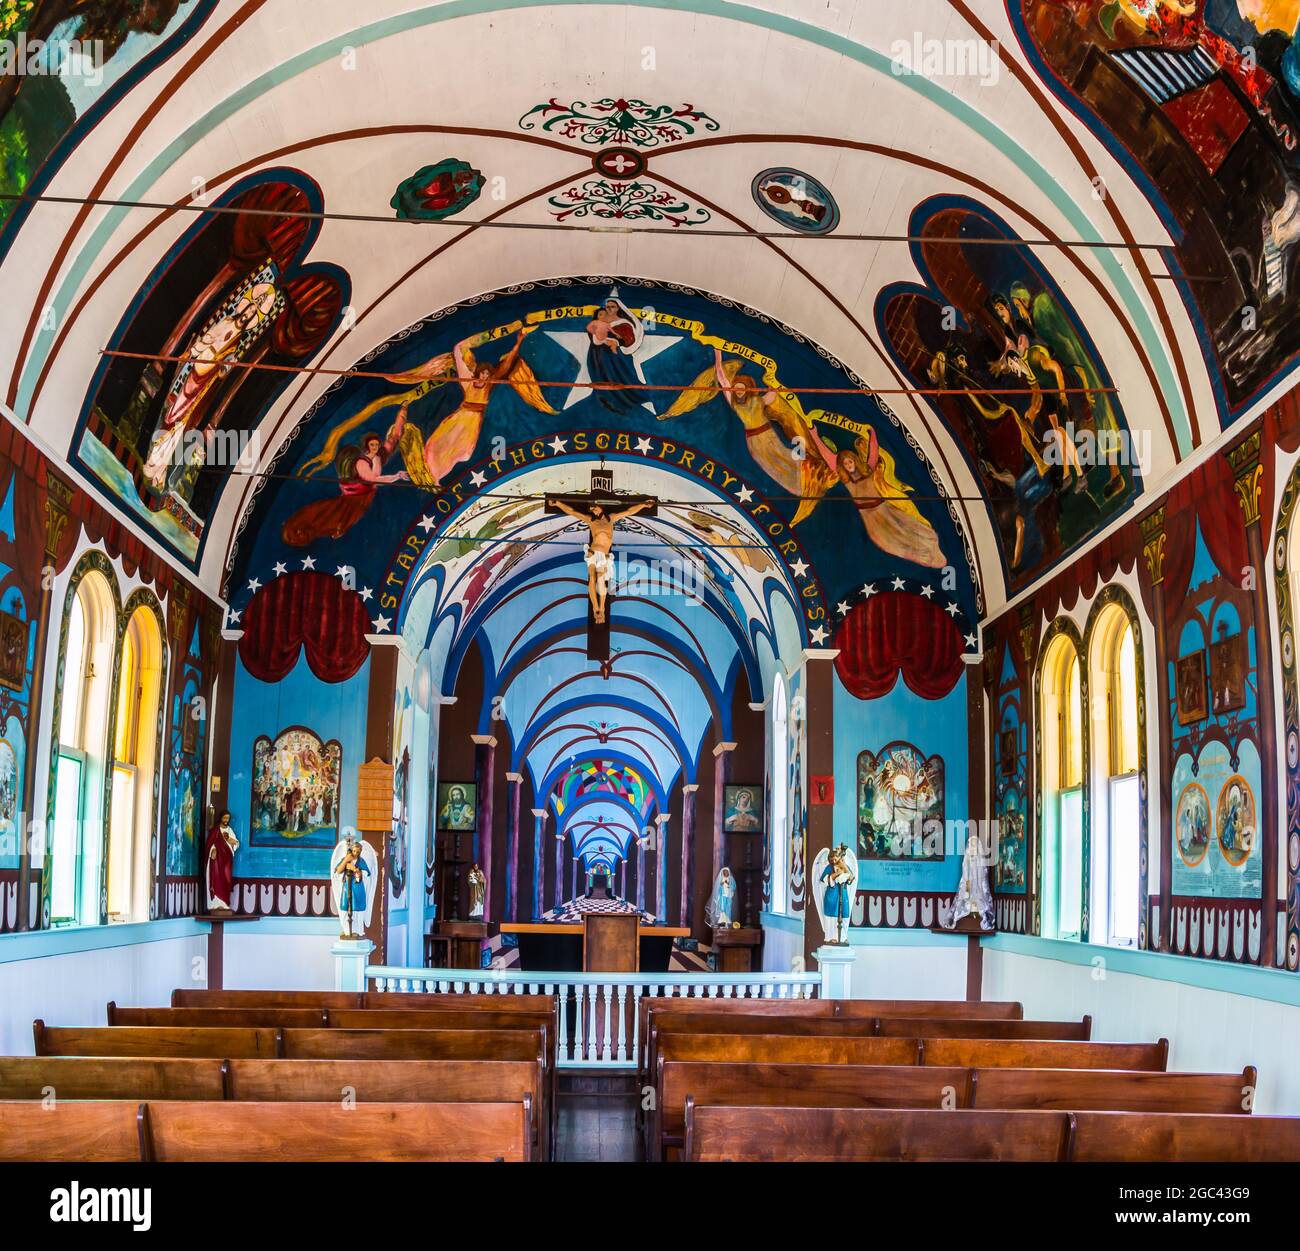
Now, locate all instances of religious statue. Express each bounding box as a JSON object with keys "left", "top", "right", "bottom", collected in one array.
[
  {"left": 203, "top": 810, "right": 239, "bottom": 912},
  {"left": 546, "top": 495, "right": 654, "bottom": 624},
  {"left": 468, "top": 863, "right": 486, "bottom": 918},
  {"left": 812, "top": 842, "right": 859, "bottom": 945},
  {"left": 945, "top": 832, "right": 995, "bottom": 932},
  {"left": 330, "top": 833, "right": 377, "bottom": 938},
  {"left": 706, "top": 867, "right": 738, "bottom": 930}
]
